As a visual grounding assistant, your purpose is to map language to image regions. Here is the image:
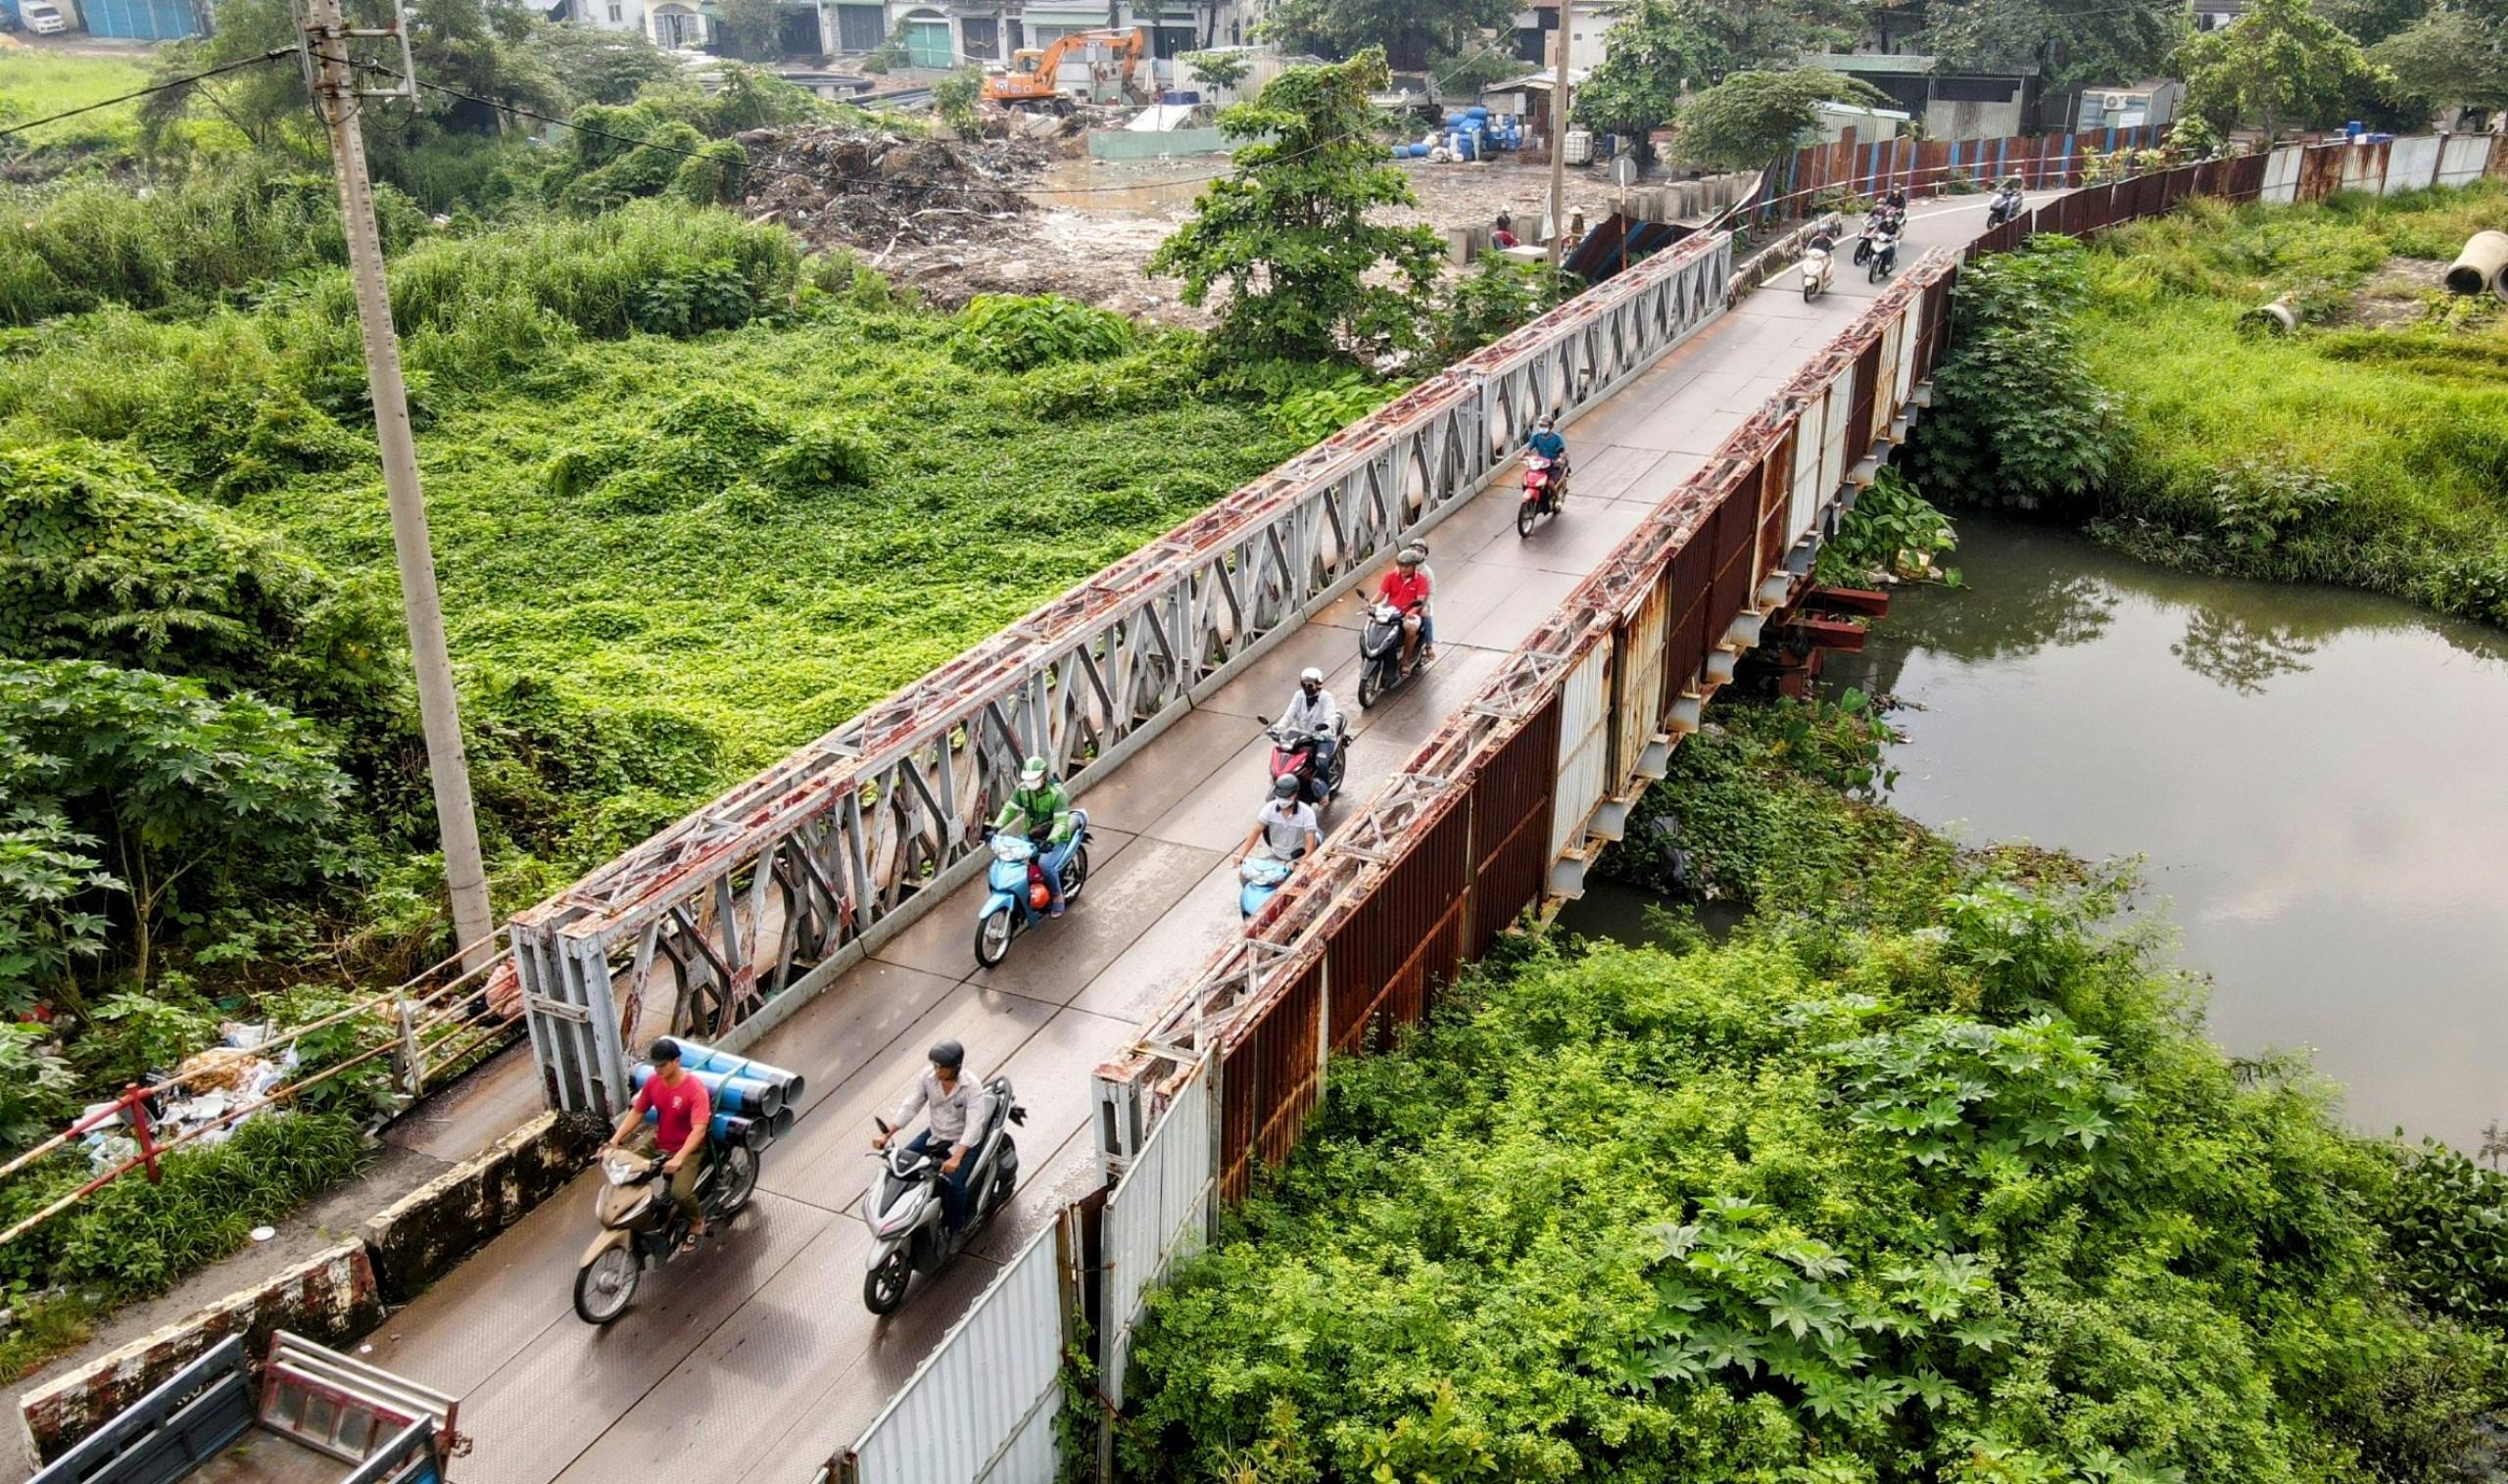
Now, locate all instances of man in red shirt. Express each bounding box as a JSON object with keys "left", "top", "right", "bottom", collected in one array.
[
  {"left": 1375, "top": 544, "right": 1435, "bottom": 667},
  {"left": 605, "top": 1037, "right": 712, "bottom": 1249}
]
